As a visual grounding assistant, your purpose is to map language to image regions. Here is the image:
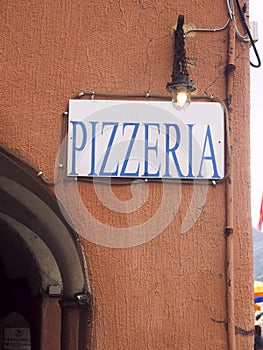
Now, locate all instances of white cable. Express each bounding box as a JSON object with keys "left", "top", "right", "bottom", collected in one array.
[
  {"left": 185, "top": 18, "right": 230, "bottom": 36},
  {"left": 226, "top": 0, "right": 234, "bottom": 20}
]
